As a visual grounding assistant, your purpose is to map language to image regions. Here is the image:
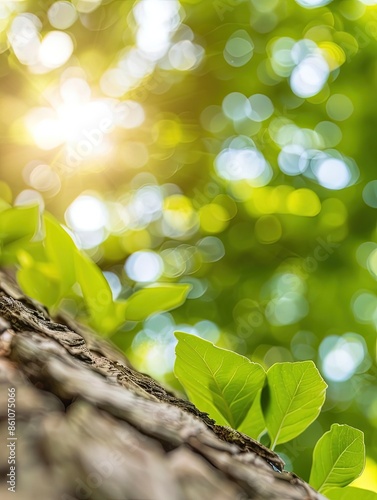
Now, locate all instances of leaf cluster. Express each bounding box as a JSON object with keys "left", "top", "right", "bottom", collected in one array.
[
  {"left": 175, "top": 332, "right": 374, "bottom": 498},
  {"left": 0, "top": 201, "right": 189, "bottom": 334}
]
